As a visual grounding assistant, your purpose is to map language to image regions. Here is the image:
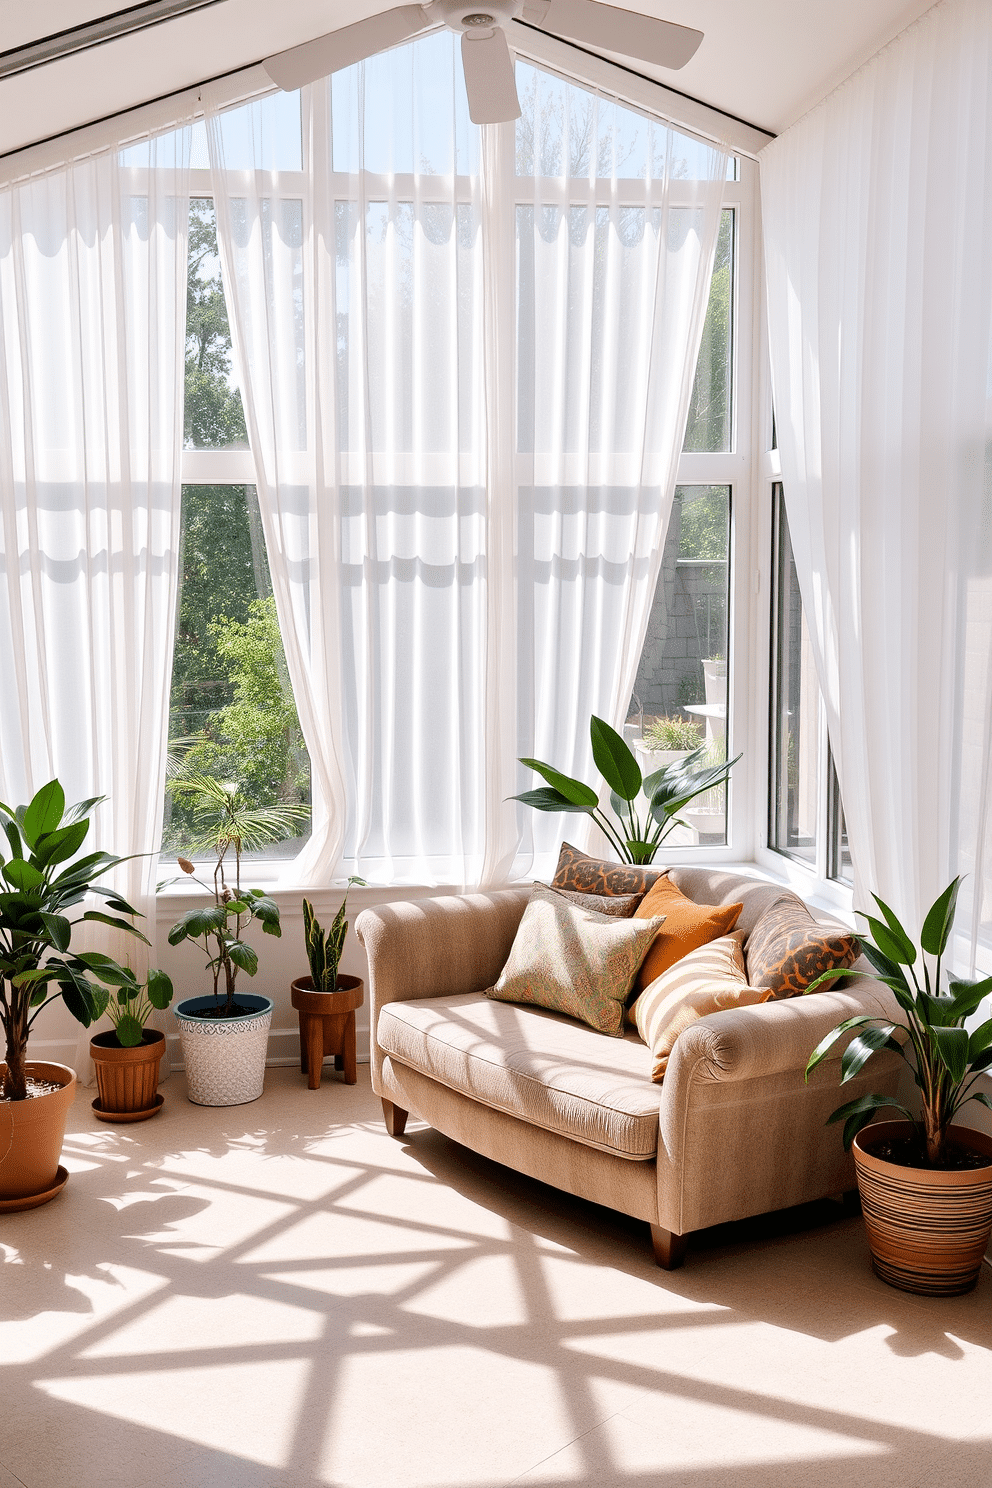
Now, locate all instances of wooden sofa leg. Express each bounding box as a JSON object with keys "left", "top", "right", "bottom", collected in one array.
[
  {"left": 381, "top": 1099, "right": 409, "bottom": 1139},
  {"left": 650, "top": 1225, "right": 688, "bottom": 1270}
]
